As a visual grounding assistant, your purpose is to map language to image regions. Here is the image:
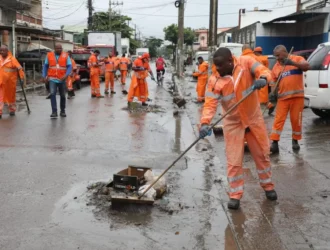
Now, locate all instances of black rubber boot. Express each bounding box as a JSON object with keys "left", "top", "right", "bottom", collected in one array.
[
  {"left": 9, "top": 112, "right": 15, "bottom": 116},
  {"left": 60, "top": 111, "right": 66, "bottom": 117},
  {"left": 105, "top": 90, "right": 109, "bottom": 95},
  {"left": 50, "top": 112, "right": 58, "bottom": 119},
  {"left": 268, "top": 106, "right": 275, "bottom": 116},
  {"left": 227, "top": 199, "right": 240, "bottom": 210},
  {"left": 265, "top": 190, "right": 278, "bottom": 201},
  {"left": 142, "top": 102, "right": 148, "bottom": 107},
  {"left": 292, "top": 139, "right": 300, "bottom": 151},
  {"left": 122, "top": 90, "right": 128, "bottom": 95},
  {"left": 91, "top": 94, "right": 96, "bottom": 98},
  {"left": 111, "top": 90, "right": 116, "bottom": 94},
  {"left": 72, "top": 90, "right": 75, "bottom": 97},
  {"left": 270, "top": 141, "right": 279, "bottom": 154}
]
